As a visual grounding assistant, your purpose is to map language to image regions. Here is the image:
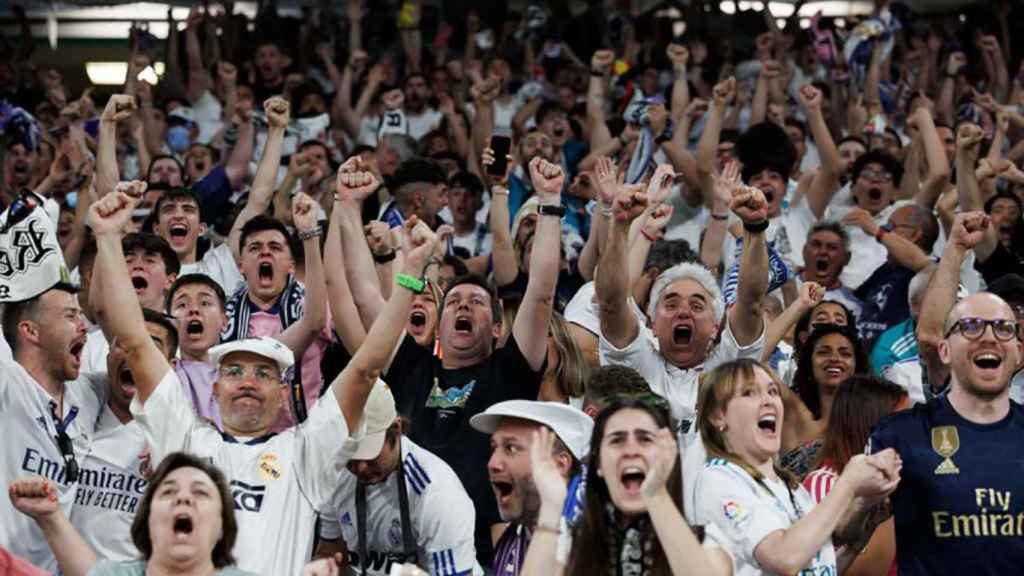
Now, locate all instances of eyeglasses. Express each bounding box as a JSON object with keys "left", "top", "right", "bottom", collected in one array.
[
  {"left": 218, "top": 365, "right": 280, "bottom": 385},
  {"left": 944, "top": 317, "right": 1021, "bottom": 342},
  {"left": 859, "top": 169, "right": 893, "bottom": 183},
  {"left": 55, "top": 430, "right": 79, "bottom": 483}
]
